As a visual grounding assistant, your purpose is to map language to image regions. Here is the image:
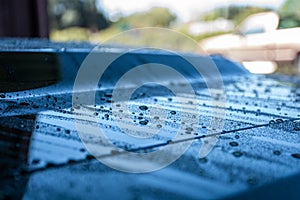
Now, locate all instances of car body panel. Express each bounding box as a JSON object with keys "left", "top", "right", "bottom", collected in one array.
[{"left": 0, "top": 39, "right": 299, "bottom": 199}]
